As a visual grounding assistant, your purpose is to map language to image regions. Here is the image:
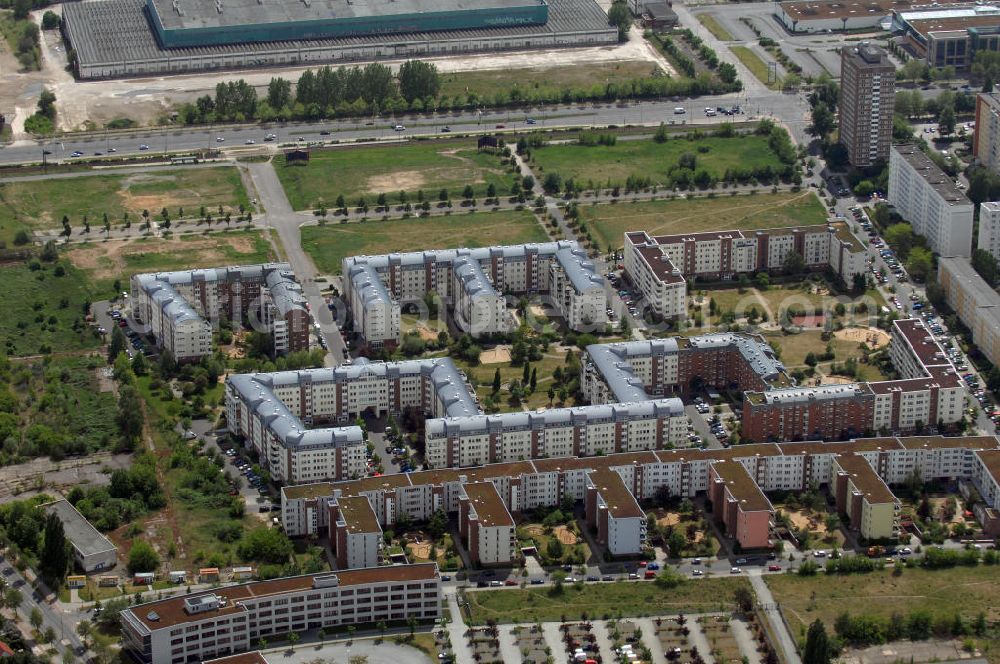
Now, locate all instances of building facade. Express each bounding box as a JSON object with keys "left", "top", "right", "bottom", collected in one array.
[
  {"left": 938, "top": 256, "right": 1000, "bottom": 369},
  {"left": 329, "top": 496, "right": 382, "bottom": 569},
  {"left": 130, "top": 263, "right": 309, "bottom": 362},
  {"left": 839, "top": 44, "right": 896, "bottom": 167},
  {"left": 458, "top": 482, "right": 517, "bottom": 566},
  {"left": 831, "top": 453, "right": 900, "bottom": 540},
  {"left": 585, "top": 467, "right": 647, "bottom": 556},
  {"left": 343, "top": 240, "right": 606, "bottom": 349},
  {"left": 974, "top": 92, "right": 1000, "bottom": 172},
  {"left": 978, "top": 201, "right": 1000, "bottom": 262},
  {"left": 120, "top": 566, "right": 441, "bottom": 664},
  {"left": 708, "top": 460, "right": 774, "bottom": 549},
  {"left": 623, "top": 222, "right": 866, "bottom": 319},
  {"left": 888, "top": 145, "right": 974, "bottom": 257}
]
